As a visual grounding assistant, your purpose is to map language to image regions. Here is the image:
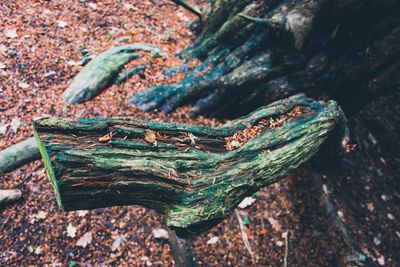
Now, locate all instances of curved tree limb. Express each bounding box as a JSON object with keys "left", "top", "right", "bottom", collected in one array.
[{"left": 62, "top": 43, "right": 161, "bottom": 104}]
